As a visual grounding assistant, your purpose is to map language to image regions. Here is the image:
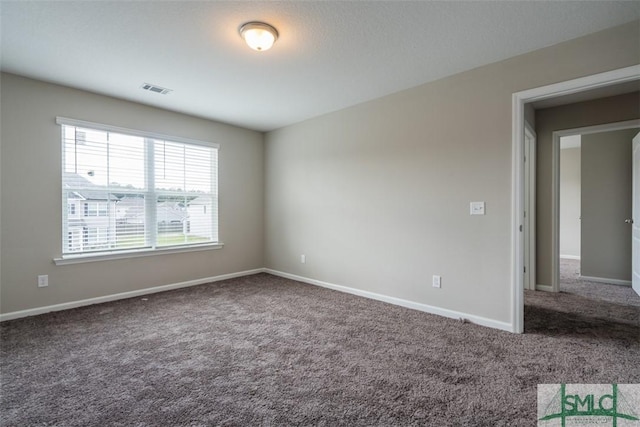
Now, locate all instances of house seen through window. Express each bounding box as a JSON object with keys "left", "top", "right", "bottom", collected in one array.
[{"left": 60, "top": 119, "right": 219, "bottom": 256}]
